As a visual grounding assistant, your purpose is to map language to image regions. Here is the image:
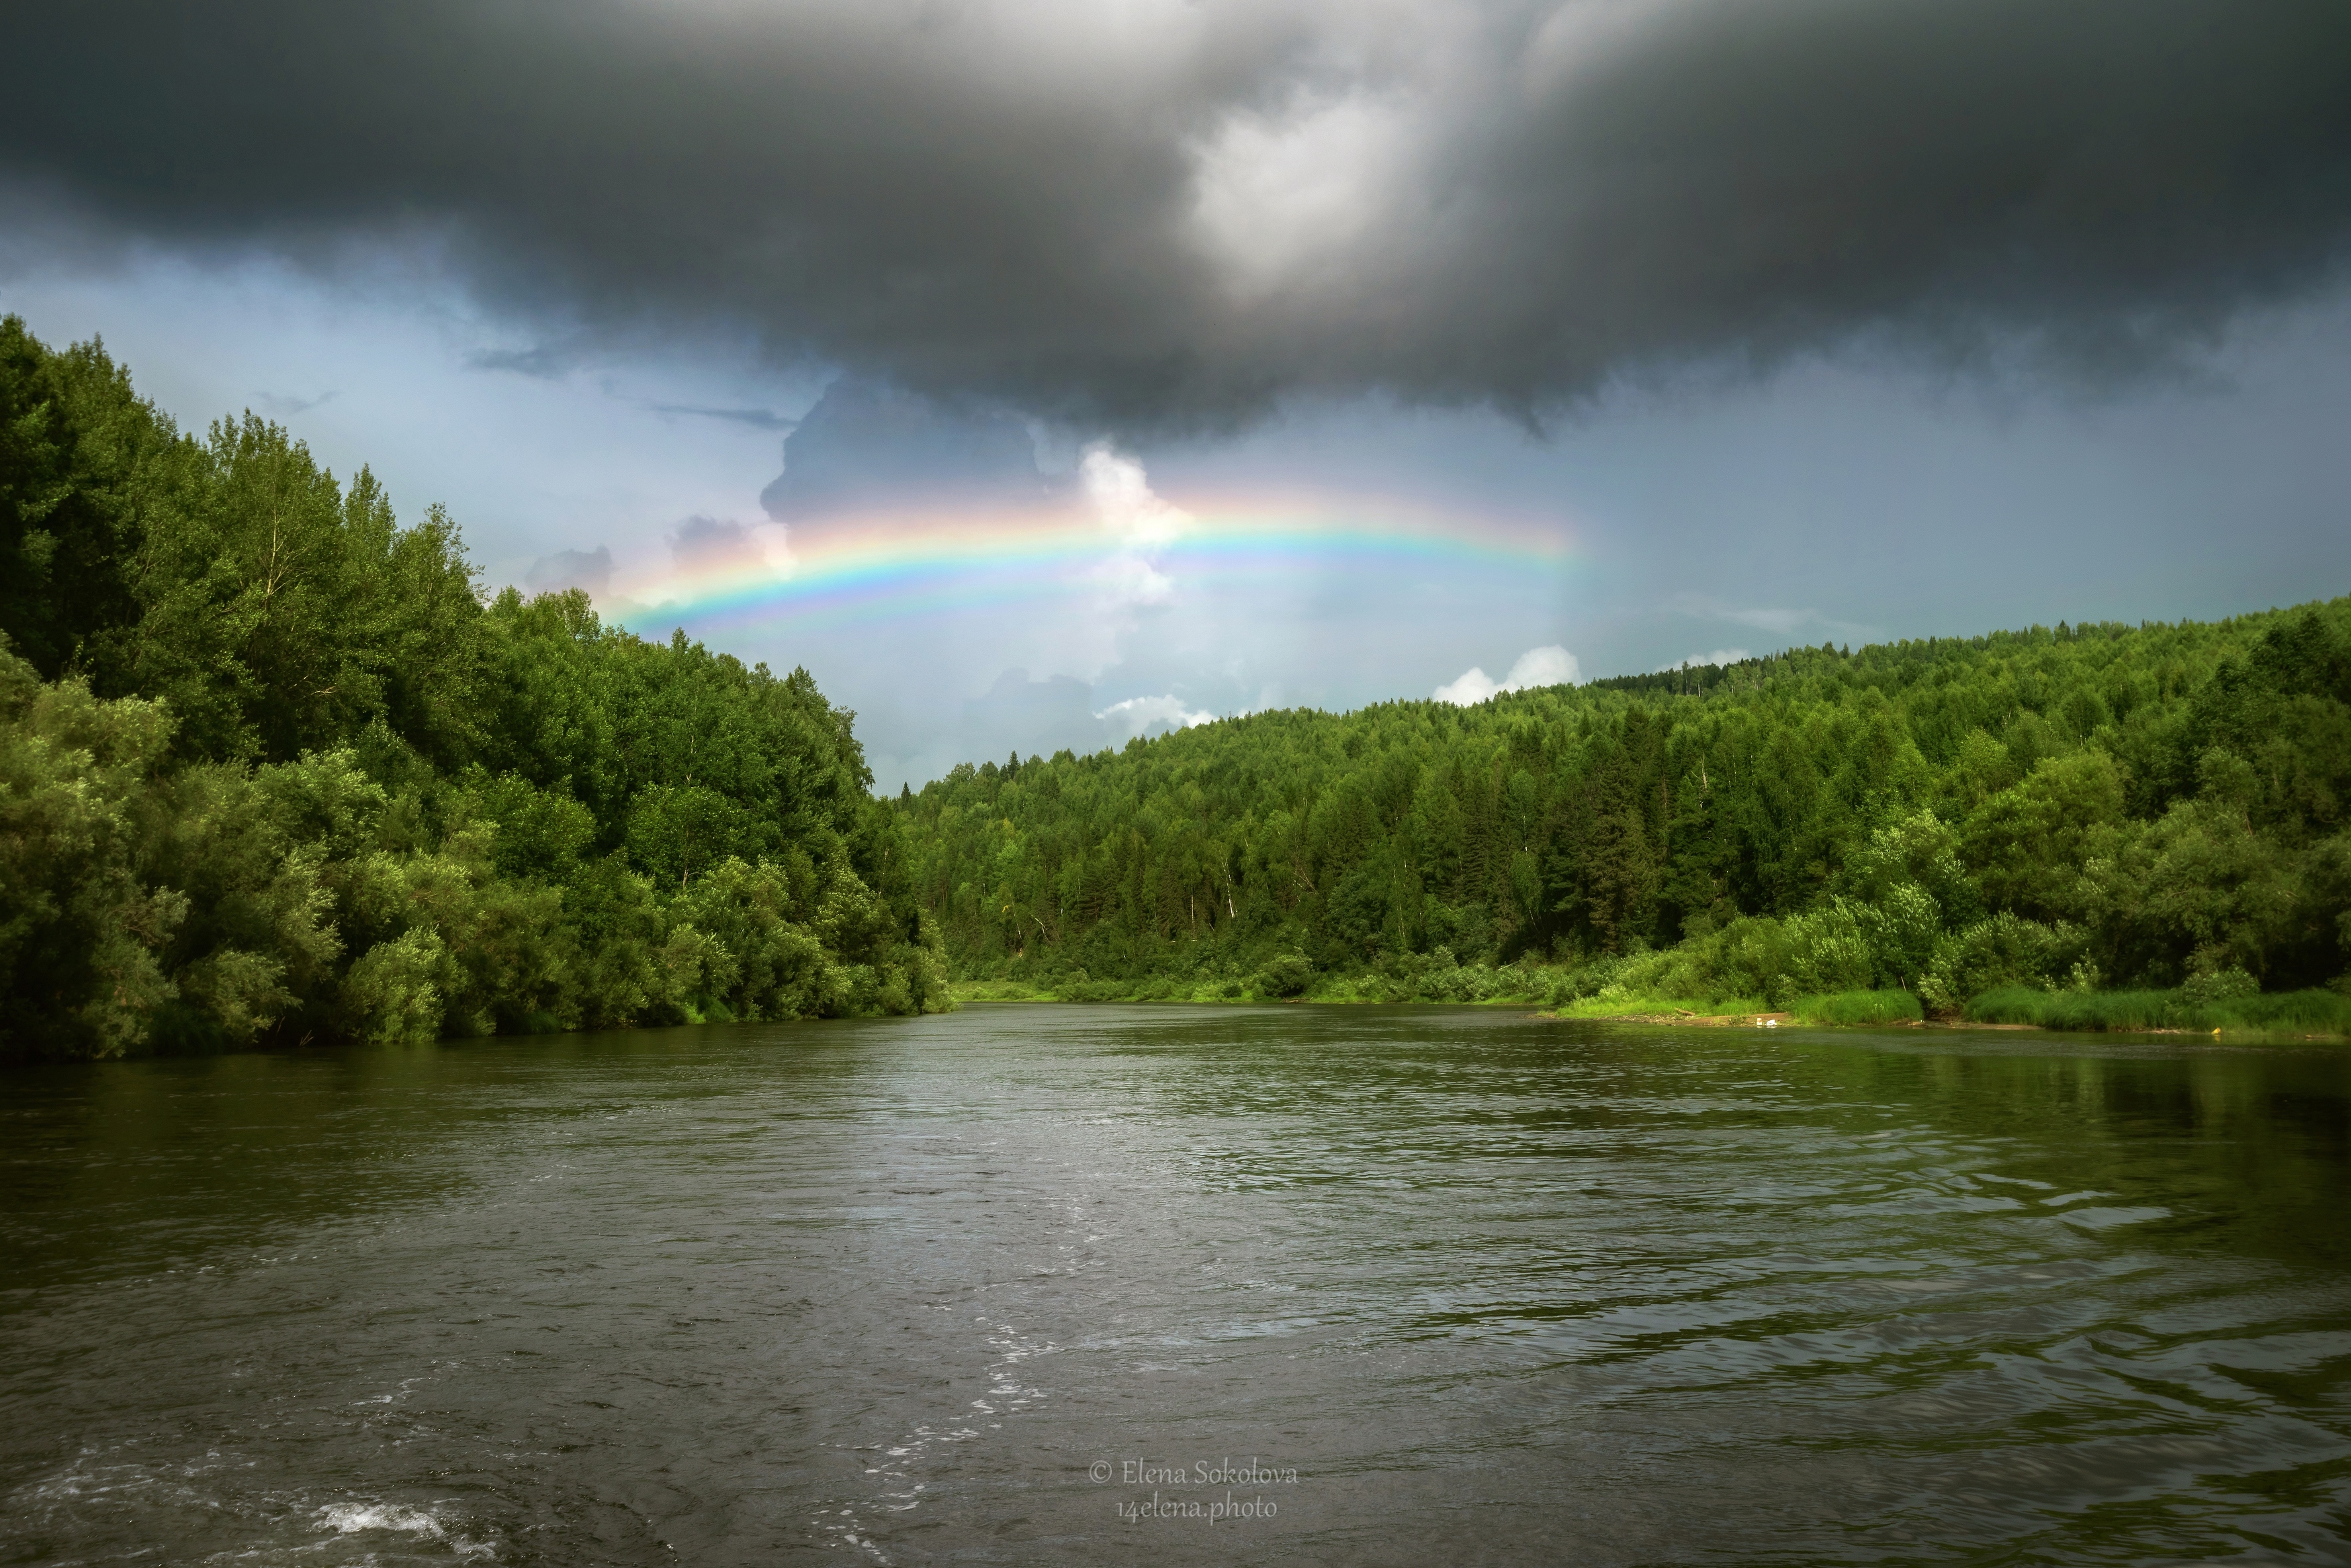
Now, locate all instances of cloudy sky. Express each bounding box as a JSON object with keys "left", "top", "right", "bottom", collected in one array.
[{"left": 5, "top": 0, "right": 2348, "bottom": 788}]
